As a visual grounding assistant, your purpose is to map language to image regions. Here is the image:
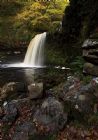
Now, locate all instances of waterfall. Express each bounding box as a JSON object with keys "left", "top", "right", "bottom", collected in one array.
[{"left": 24, "top": 32, "right": 46, "bottom": 67}]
